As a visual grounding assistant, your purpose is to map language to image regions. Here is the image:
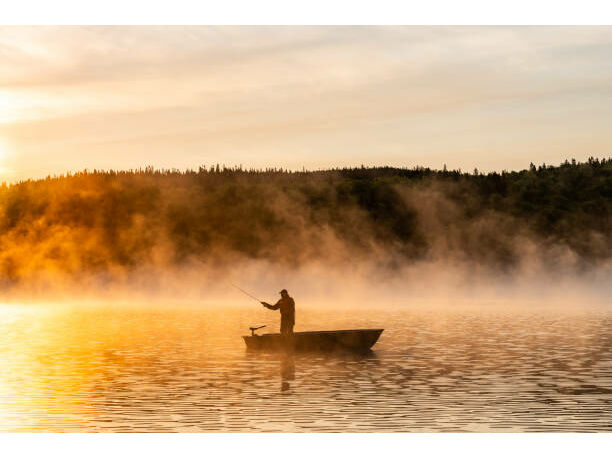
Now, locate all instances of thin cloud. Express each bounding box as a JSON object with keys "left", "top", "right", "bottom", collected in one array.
[{"left": 2, "top": 26, "right": 612, "bottom": 180}]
